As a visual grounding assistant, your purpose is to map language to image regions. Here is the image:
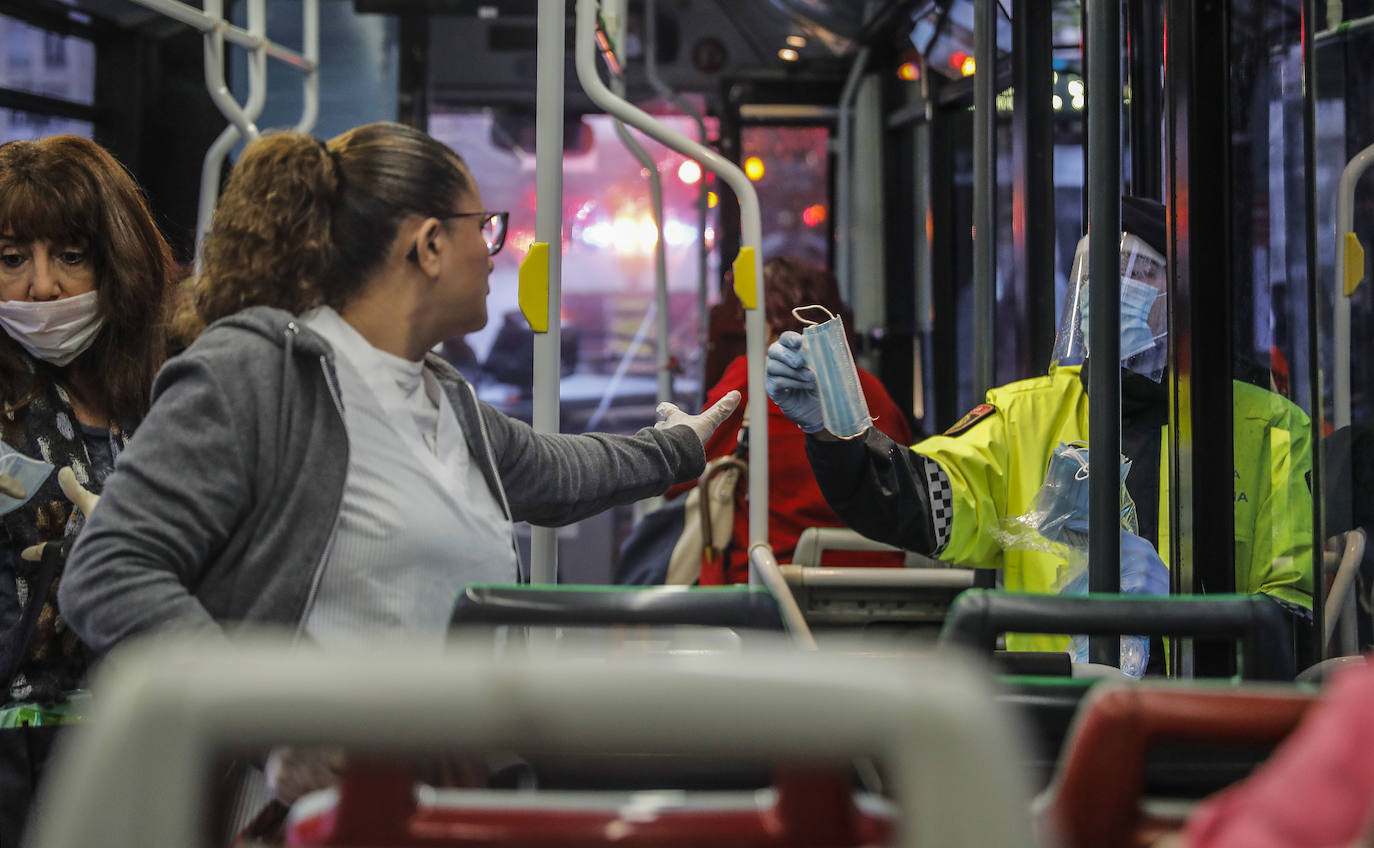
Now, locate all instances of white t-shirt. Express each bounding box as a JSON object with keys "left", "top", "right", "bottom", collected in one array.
[{"left": 299, "top": 306, "right": 517, "bottom": 648}]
